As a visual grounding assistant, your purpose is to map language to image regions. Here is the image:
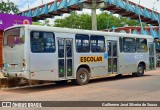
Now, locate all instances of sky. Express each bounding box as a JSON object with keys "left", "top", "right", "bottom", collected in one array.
[
  {"left": 1, "top": 0, "right": 159, "bottom": 12},
  {"left": 2, "top": 0, "right": 160, "bottom": 24}
]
